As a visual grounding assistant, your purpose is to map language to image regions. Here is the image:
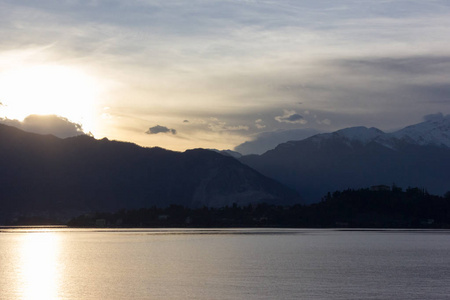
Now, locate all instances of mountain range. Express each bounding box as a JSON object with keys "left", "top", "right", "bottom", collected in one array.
[
  {"left": 1, "top": 114, "right": 449, "bottom": 223},
  {"left": 0, "top": 124, "right": 298, "bottom": 223},
  {"left": 240, "top": 114, "right": 450, "bottom": 203}
]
